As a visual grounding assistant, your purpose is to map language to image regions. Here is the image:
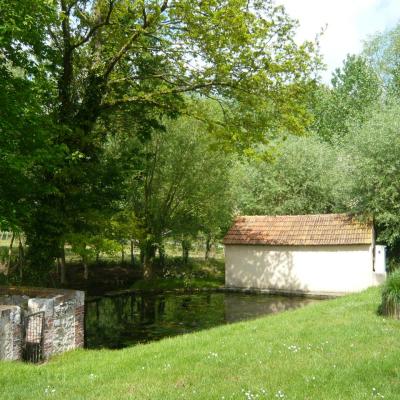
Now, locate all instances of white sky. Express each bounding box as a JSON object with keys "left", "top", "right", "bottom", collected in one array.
[{"left": 279, "top": 0, "right": 400, "bottom": 83}]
